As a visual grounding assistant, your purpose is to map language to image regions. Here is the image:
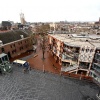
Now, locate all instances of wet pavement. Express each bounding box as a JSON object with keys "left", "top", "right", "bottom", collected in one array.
[
  {"left": 0, "top": 65, "right": 99, "bottom": 100},
  {"left": 10, "top": 37, "right": 62, "bottom": 74}
]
